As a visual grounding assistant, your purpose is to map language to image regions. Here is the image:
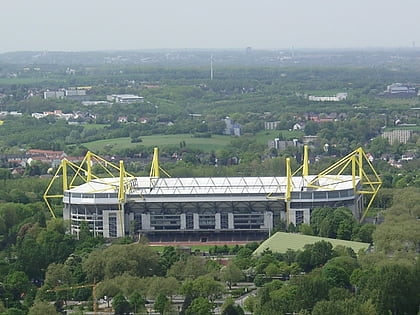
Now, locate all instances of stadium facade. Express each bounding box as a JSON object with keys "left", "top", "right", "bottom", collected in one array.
[{"left": 45, "top": 147, "right": 381, "bottom": 241}]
